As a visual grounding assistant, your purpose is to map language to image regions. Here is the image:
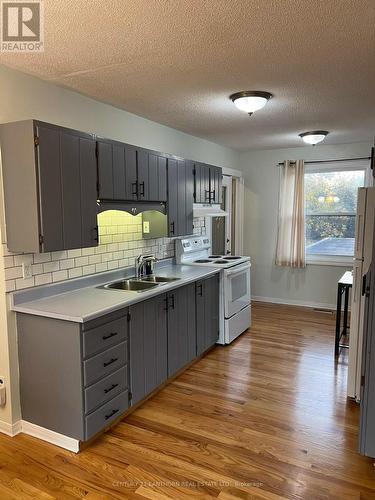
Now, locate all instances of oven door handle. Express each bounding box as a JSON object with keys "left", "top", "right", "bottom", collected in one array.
[{"left": 225, "top": 263, "right": 250, "bottom": 277}]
